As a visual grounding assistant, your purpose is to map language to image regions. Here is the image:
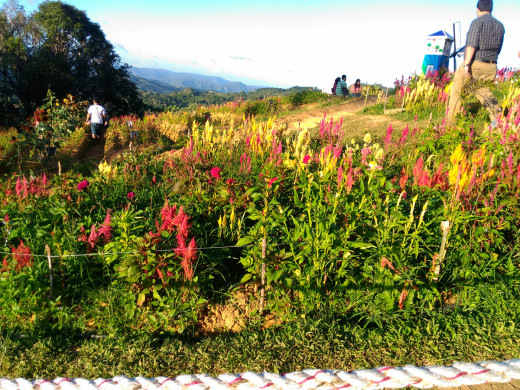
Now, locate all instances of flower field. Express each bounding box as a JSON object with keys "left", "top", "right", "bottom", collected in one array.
[{"left": 1, "top": 71, "right": 520, "bottom": 347}]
